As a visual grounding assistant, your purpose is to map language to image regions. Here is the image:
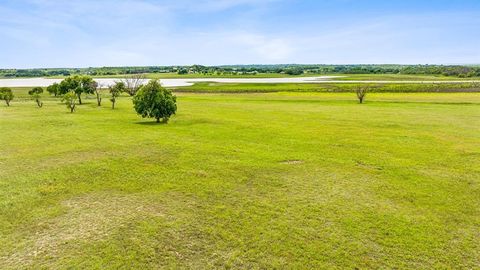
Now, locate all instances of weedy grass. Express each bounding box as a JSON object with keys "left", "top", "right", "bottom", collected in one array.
[
  {"left": 0, "top": 92, "right": 479, "bottom": 269},
  {"left": 177, "top": 82, "right": 479, "bottom": 93}
]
